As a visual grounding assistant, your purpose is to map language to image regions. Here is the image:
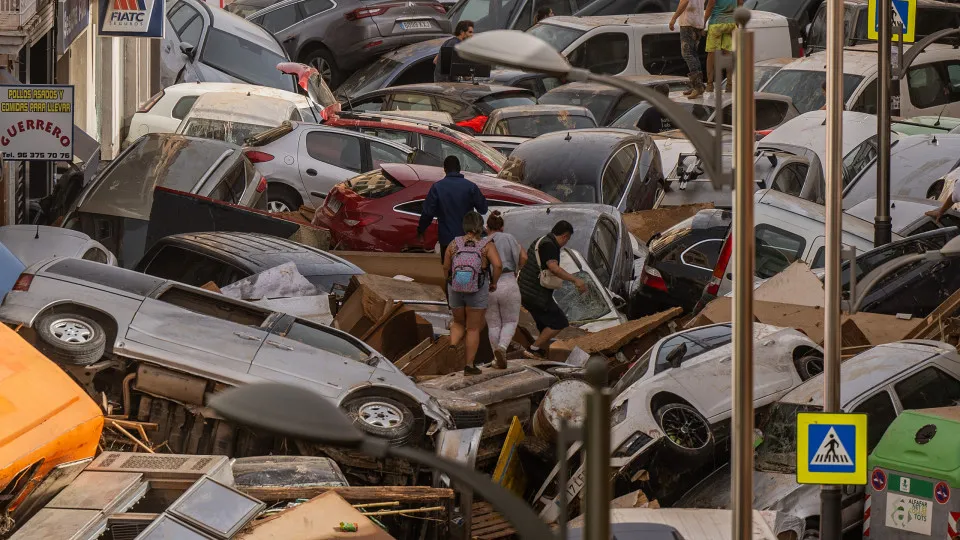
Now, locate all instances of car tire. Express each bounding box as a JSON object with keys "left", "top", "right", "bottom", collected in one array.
[
  {"left": 655, "top": 402, "right": 714, "bottom": 457},
  {"left": 795, "top": 354, "right": 824, "bottom": 380},
  {"left": 448, "top": 403, "right": 488, "bottom": 429},
  {"left": 303, "top": 48, "right": 342, "bottom": 89},
  {"left": 34, "top": 313, "right": 107, "bottom": 366},
  {"left": 266, "top": 186, "right": 302, "bottom": 214},
  {"left": 342, "top": 396, "right": 416, "bottom": 445}
]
